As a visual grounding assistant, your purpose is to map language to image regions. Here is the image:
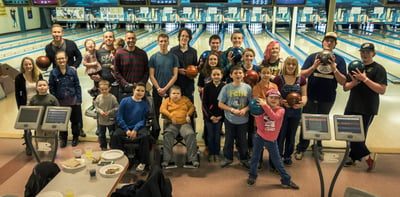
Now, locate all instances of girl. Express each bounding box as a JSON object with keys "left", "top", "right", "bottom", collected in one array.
[
  {"left": 202, "top": 67, "right": 225, "bottom": 162},
  {"left": 110, "top": 38, "right": 125, "bottom": 86},
  {"left": 197, "top": 51, "right": 222, "bottom": 93},
  {"left": 83, "top": 39, "right": 102, "bottom": 96},
  {"left": 15, "top": 57, "right": 43, "bottom": 155},
  {"left": 261, "top": 41, "right": 283, "bottom": 80},
  {"left": 273, "top": 56, "right": 307, "bottom": 166}
]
